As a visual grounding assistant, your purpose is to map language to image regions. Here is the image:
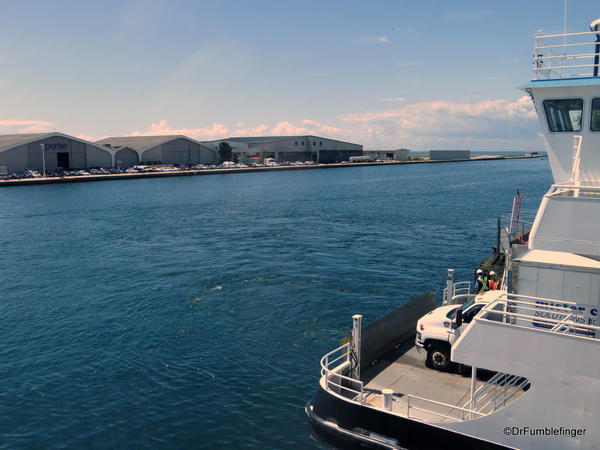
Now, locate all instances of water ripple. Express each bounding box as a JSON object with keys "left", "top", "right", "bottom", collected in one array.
[{"left": 0, "top": 160, "right": 551, "bottom": 449}]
